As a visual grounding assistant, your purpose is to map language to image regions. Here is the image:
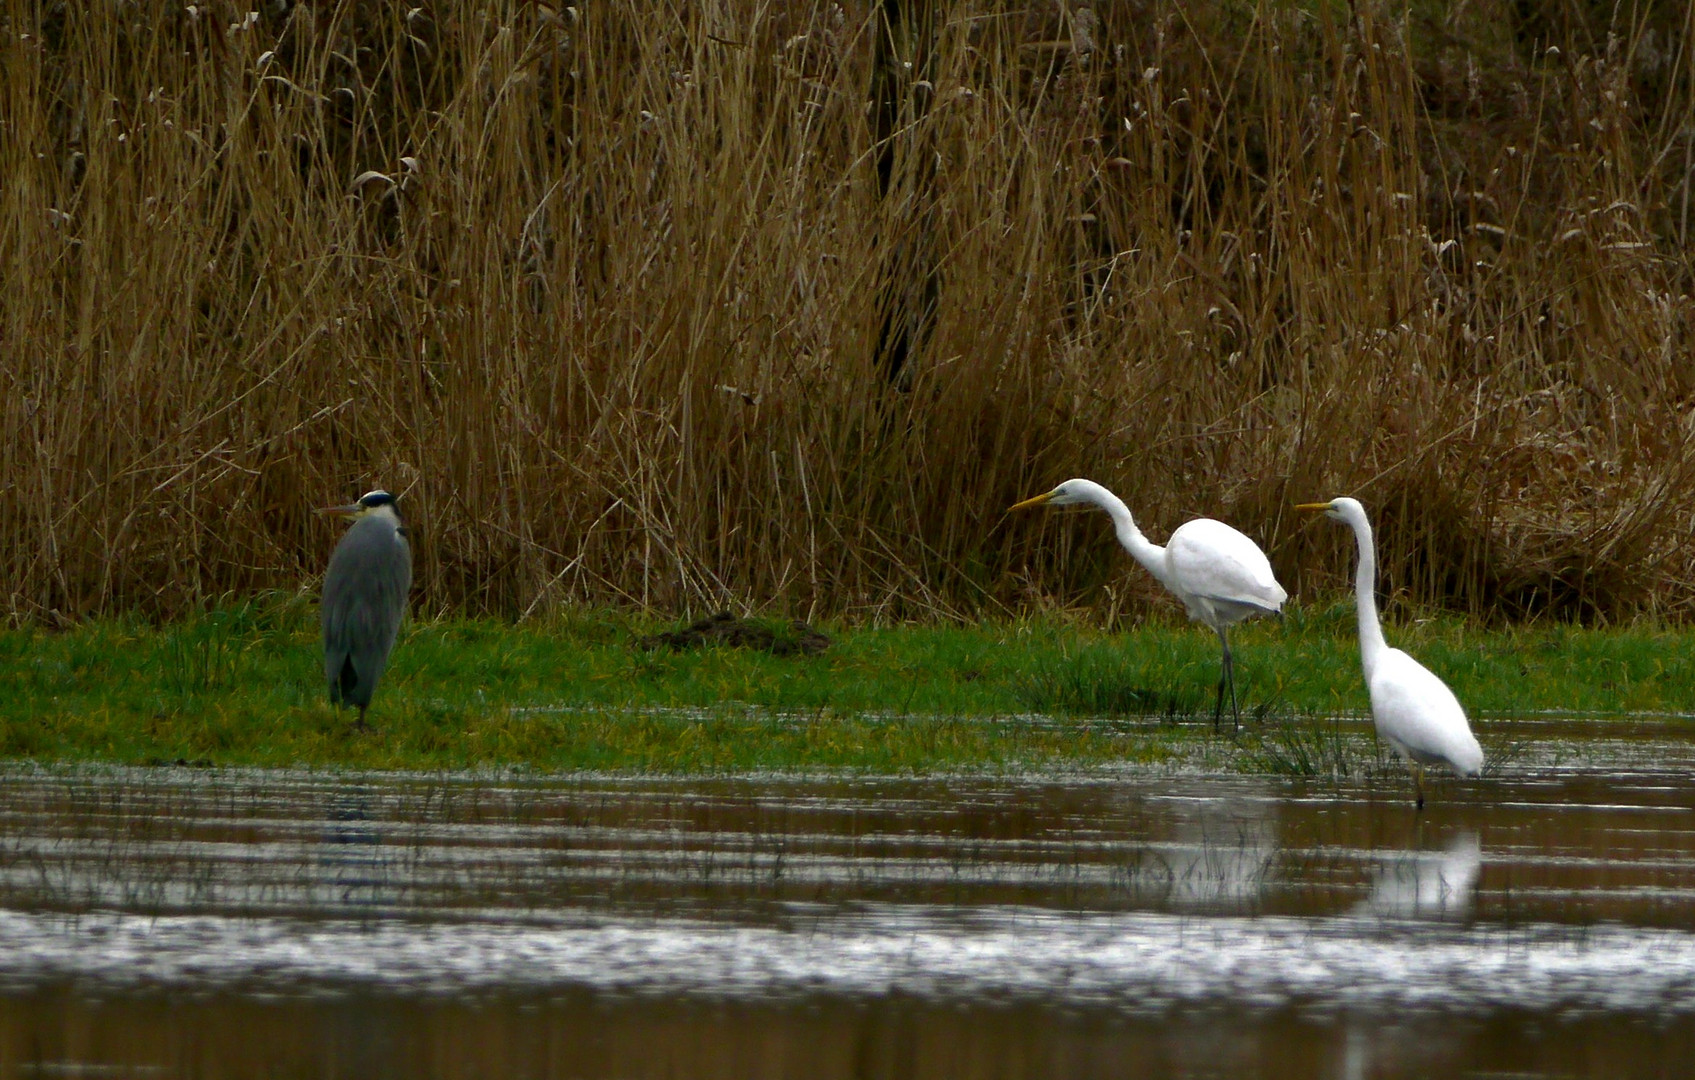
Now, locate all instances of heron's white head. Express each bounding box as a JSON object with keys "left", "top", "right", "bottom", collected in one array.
[
  {"left": 320, "top": 490, "right": 401, "bottom": 523},
  {"left": 1295, "top": 496, "right": 1366, "bottom": 526},
  {"left": 1008, "top": 478, "right": 1111, "bottom": 512}
]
